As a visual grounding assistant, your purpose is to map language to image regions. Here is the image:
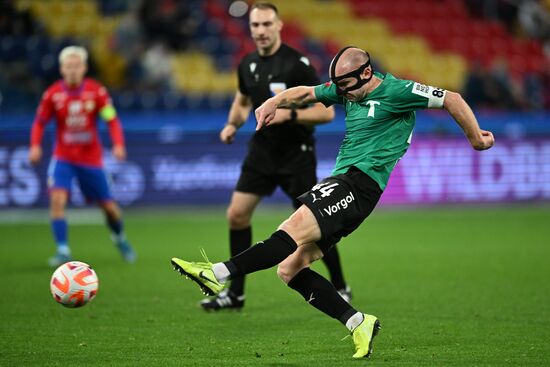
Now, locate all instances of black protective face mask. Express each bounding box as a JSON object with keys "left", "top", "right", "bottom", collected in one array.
[{"left": 330, "top": 46, "right": 373, "bottom": 96}]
